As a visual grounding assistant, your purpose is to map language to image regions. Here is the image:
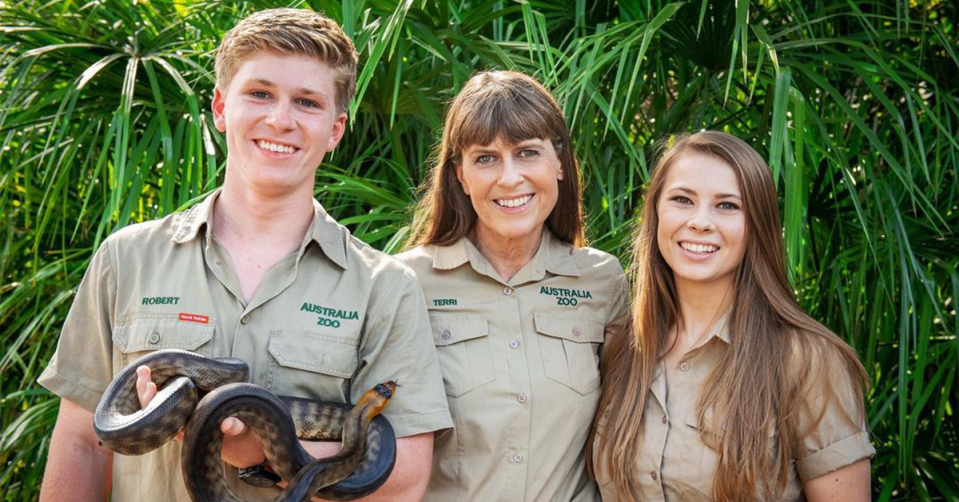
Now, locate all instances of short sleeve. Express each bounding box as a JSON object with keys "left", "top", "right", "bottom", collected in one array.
[
  {"left": 794, "top": 346, "right": 876, "bottom": 480},
  {"left": 37, "top": 241, "right": 118, "bottom": 412},
  {"left": 352, "top": 267, "right": 452, "bottom": 437}
]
